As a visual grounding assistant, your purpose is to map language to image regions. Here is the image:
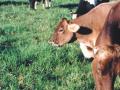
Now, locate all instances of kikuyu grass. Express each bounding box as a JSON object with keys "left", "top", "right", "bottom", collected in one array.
[{"left": 0, "top": 0, "right": 119, "bottom": 90}]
